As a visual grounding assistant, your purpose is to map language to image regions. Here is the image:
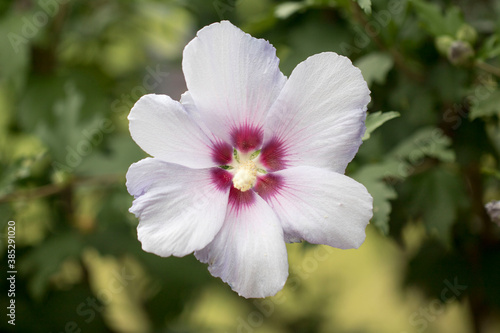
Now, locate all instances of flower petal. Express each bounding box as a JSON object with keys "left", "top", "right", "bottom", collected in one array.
[
  {"left": 195, "top": 190, "right": 288, "bottom": 298},
  {"left": 182, "top": 21, "right": 286, "bottom": 144},
  {"left": 260, "top": 166, "right": 372, "bottom": 249},
  {"left": 262, "top": 52, "right": 370, "bottom": 173},
  {"left": 128, "top": 94, "right": 217, "bottom": 169},
  {"left": 126, "top": 158, "right": 229, "bottom": 257}
]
